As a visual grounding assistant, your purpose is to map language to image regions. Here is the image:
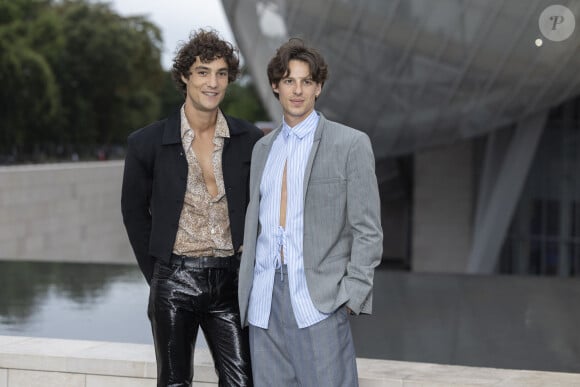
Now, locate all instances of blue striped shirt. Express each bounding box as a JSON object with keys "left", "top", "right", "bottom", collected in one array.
[{"left": 248, "top": 111, "right": 330, "bottom": 329}]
